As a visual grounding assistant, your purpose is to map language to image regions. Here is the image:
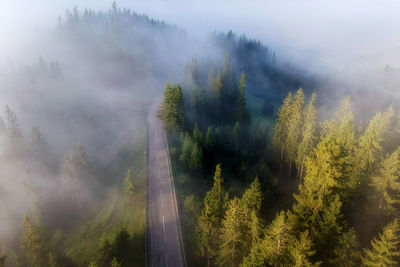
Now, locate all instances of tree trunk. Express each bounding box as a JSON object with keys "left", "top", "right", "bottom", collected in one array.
[{"left": 288, "top": 159, "right": 292, "bottom": 178}]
